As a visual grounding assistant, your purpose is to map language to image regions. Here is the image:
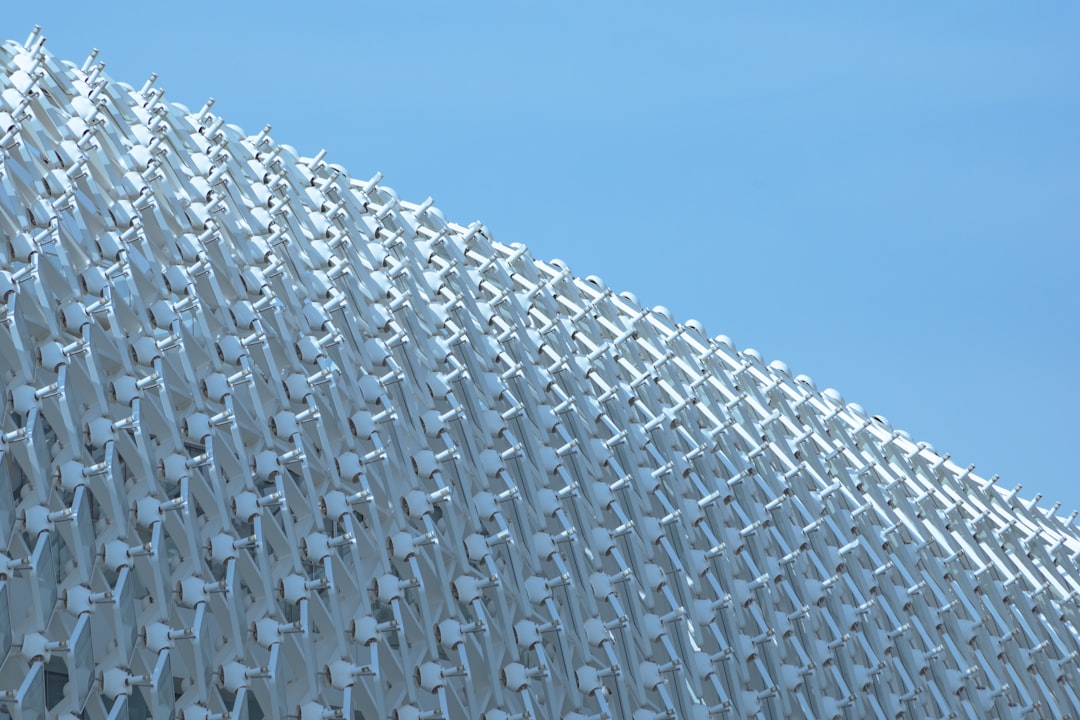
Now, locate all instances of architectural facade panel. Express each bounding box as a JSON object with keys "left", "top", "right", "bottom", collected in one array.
[{"left": 1, "top": 30, "right": 1078, "bottom": 719}]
